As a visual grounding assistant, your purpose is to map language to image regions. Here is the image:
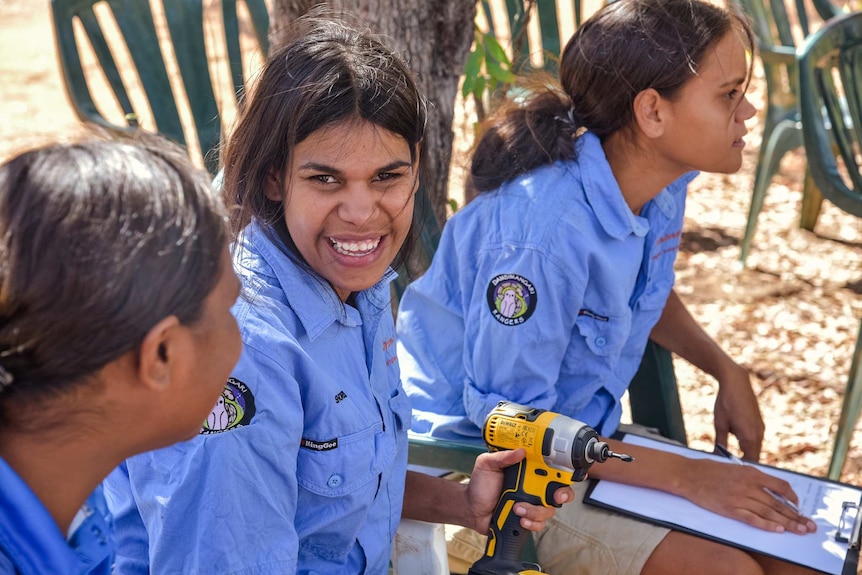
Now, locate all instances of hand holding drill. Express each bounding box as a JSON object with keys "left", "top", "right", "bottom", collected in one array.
[{"left": 469, "top": 401, "right": 633, "bottom": 575}]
